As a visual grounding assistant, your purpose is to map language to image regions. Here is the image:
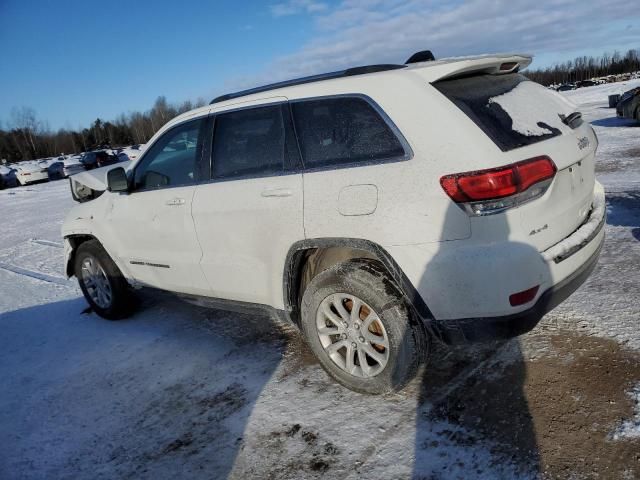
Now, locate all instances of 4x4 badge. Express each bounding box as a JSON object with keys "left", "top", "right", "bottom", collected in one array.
[
  {"left": 529, "top": 224, "right": 548, "bottom": 236},
  {"left": 577, "top": 137, "right": 590, "bottom": 150}
]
